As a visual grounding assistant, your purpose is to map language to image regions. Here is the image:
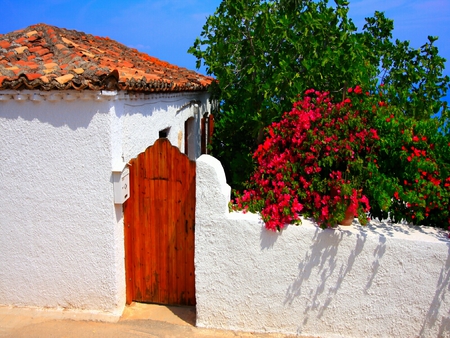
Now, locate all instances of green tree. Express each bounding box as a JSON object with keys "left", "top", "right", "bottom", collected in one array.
[{"left": 189, "top": 0, "right": 449, "bottom": 189}]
